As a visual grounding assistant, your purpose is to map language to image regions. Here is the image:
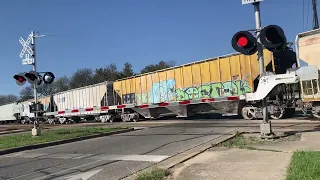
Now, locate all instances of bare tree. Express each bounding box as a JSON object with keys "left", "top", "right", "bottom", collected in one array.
[
  {"left": 36, "top": 84, "right": 55, "bottom": 97},
  {"left": 0, "top": 95, "right": 19, "bottom": 105},
  {"left": 19, "top": 86, "right": 34, "bottom": 101},
  {"left": 52, "top": 76, "right": 70, "bottom": 93}
]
